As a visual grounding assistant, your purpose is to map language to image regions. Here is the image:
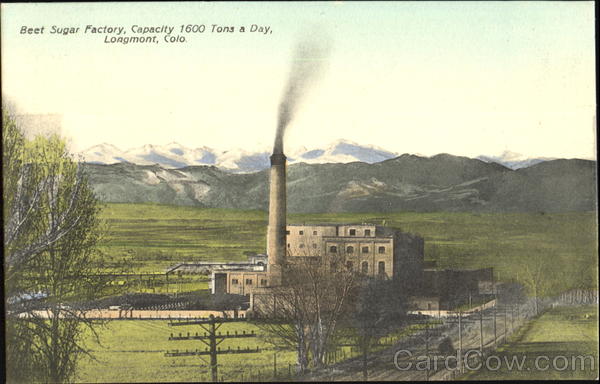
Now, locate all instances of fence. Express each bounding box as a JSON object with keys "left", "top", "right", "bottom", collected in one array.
[
  {"left": 555, "top": 289, "right": 598, "bottom": 305},
  {"left": 21, "top": 309, "right": 247, "bottom": 320}
]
